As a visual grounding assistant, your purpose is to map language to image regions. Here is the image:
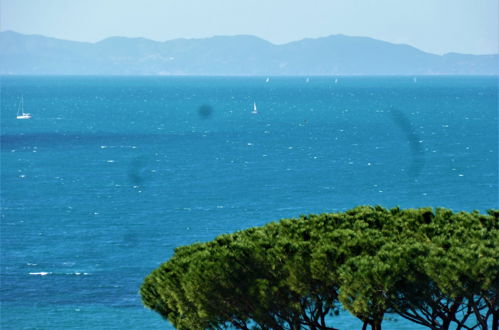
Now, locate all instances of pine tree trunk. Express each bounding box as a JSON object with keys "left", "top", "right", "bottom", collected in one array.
[{"left": 371, "top": 319, "right": 382, "bottom": 330}]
